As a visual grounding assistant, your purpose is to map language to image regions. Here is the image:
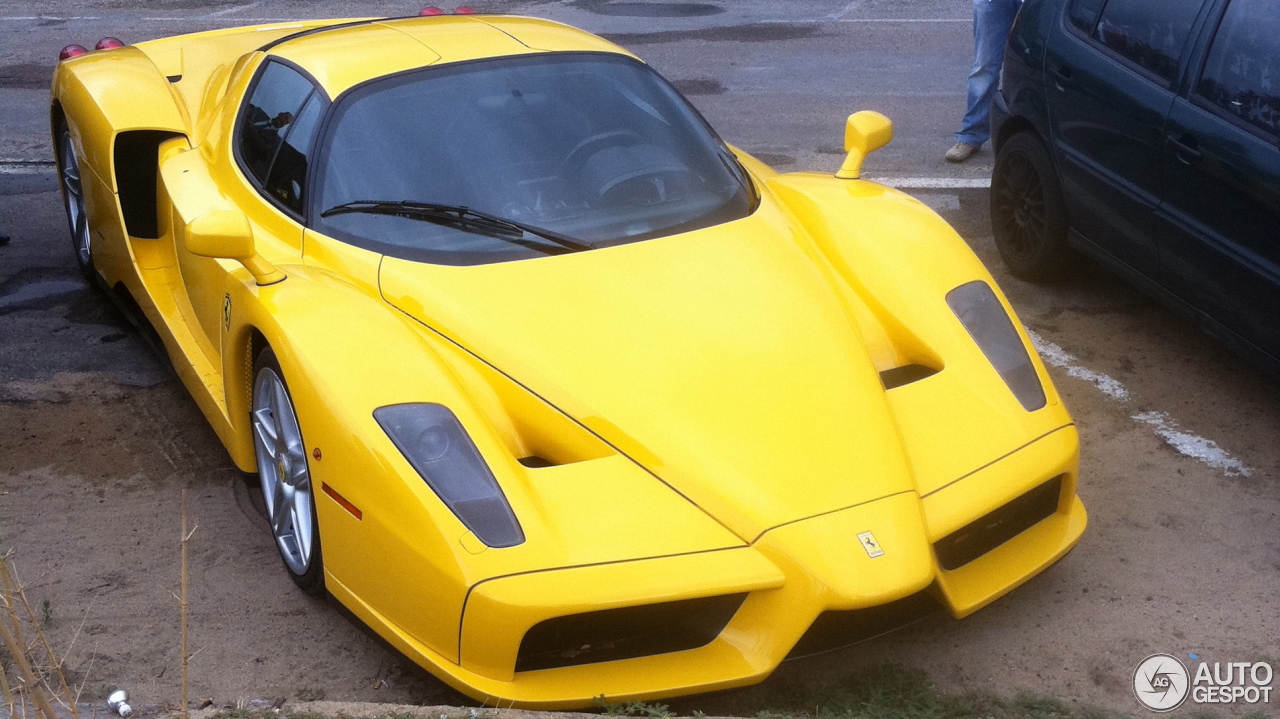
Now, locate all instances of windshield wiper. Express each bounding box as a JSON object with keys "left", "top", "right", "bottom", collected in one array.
[{"left": 320, "top": 200, "right": 595, "bottom": 252}]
